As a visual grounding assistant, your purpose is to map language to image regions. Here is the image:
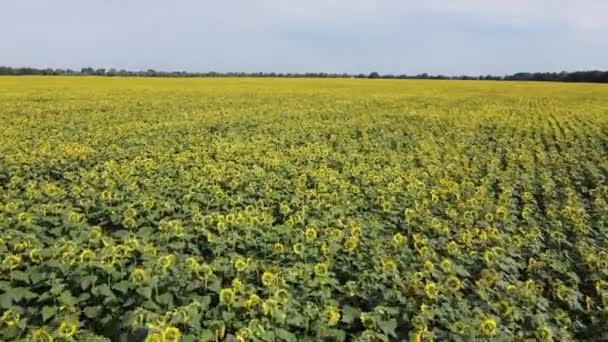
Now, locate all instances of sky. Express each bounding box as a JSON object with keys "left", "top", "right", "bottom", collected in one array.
[{"left": 1, "top": 0, "right": 607, "bottom": 75}]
